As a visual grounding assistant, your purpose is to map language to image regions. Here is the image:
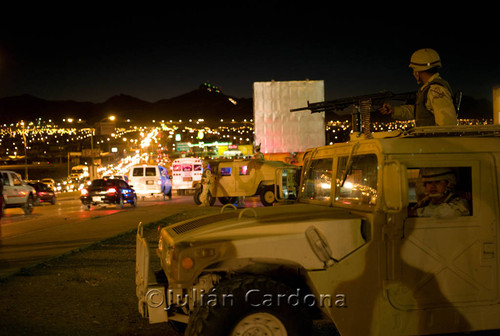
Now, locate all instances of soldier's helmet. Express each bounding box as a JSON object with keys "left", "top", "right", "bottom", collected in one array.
[{"left": 409, "top": 48, "right": 442, "bottom": 72}]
